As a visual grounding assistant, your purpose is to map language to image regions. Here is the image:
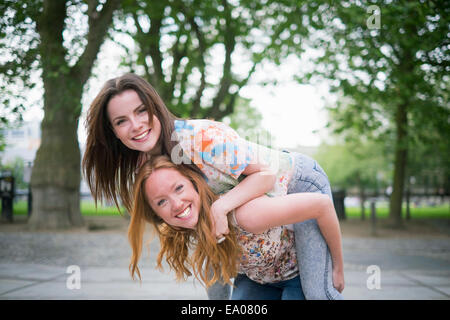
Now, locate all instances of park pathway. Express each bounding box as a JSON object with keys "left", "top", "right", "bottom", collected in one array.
[{"left": 0, "top": 217, "right": 449, "bottom": 300}]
